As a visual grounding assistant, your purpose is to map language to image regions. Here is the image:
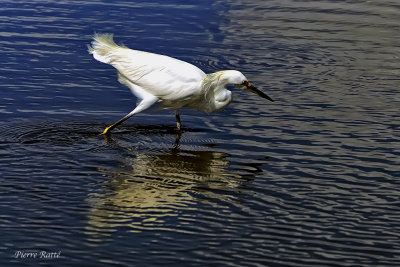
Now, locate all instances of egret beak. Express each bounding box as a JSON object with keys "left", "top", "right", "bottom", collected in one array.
[{"left": 243, "top": 81, "right": 274, "bottom": 102}]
